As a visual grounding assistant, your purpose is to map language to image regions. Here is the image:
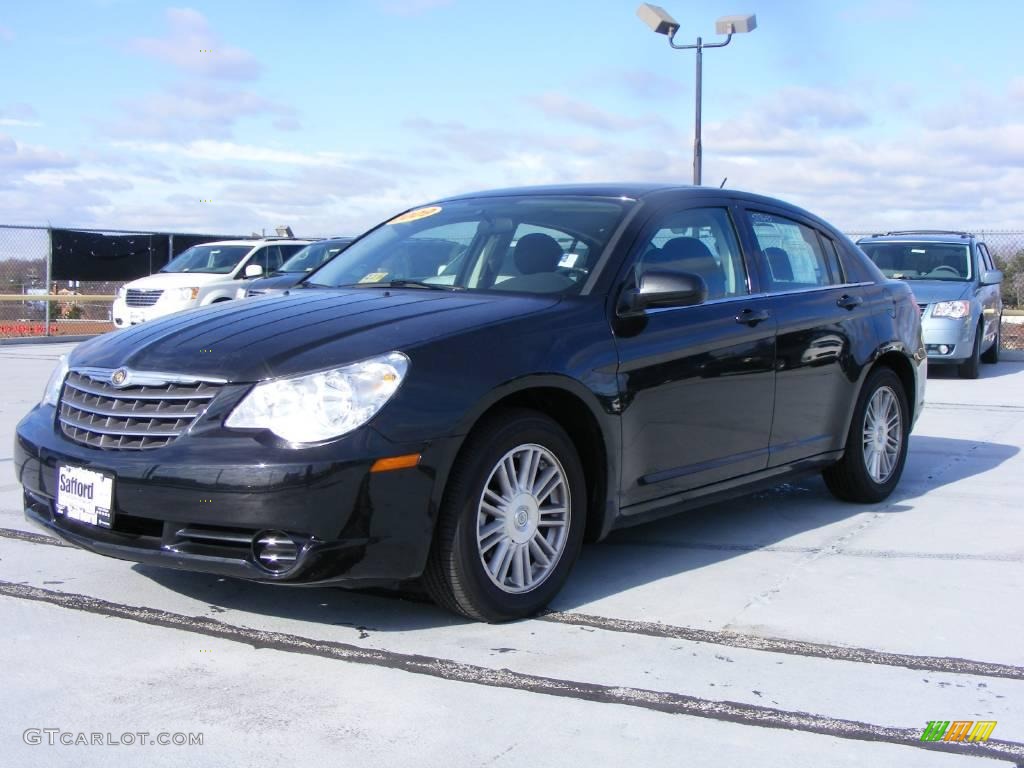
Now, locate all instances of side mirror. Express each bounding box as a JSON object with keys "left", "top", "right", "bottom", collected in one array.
[
  {"left": 981, "top": 269, "right": 1003, "bottom": 285},
  {"left": 620, "top": 270, "right": 708, "bottom": 315},
  {"left": 244, "top": 263, "right": 264, "bottom": 279}
]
